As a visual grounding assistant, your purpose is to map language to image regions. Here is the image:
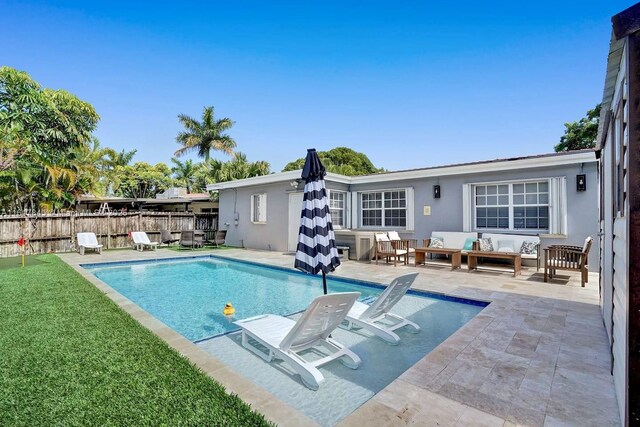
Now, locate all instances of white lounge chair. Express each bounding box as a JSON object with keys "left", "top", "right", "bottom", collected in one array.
[
  {"left": 343, "top": 273, "right": 420, "bottom": 345},
  {"left": 131, "top": 231, "right": 159, "bottom": 251},
  {"left": 77, "top": 232, "right": 103, "bottom": 255},
  {"left": 234, "top": 292, "right": 361, "bottom": 390}
]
